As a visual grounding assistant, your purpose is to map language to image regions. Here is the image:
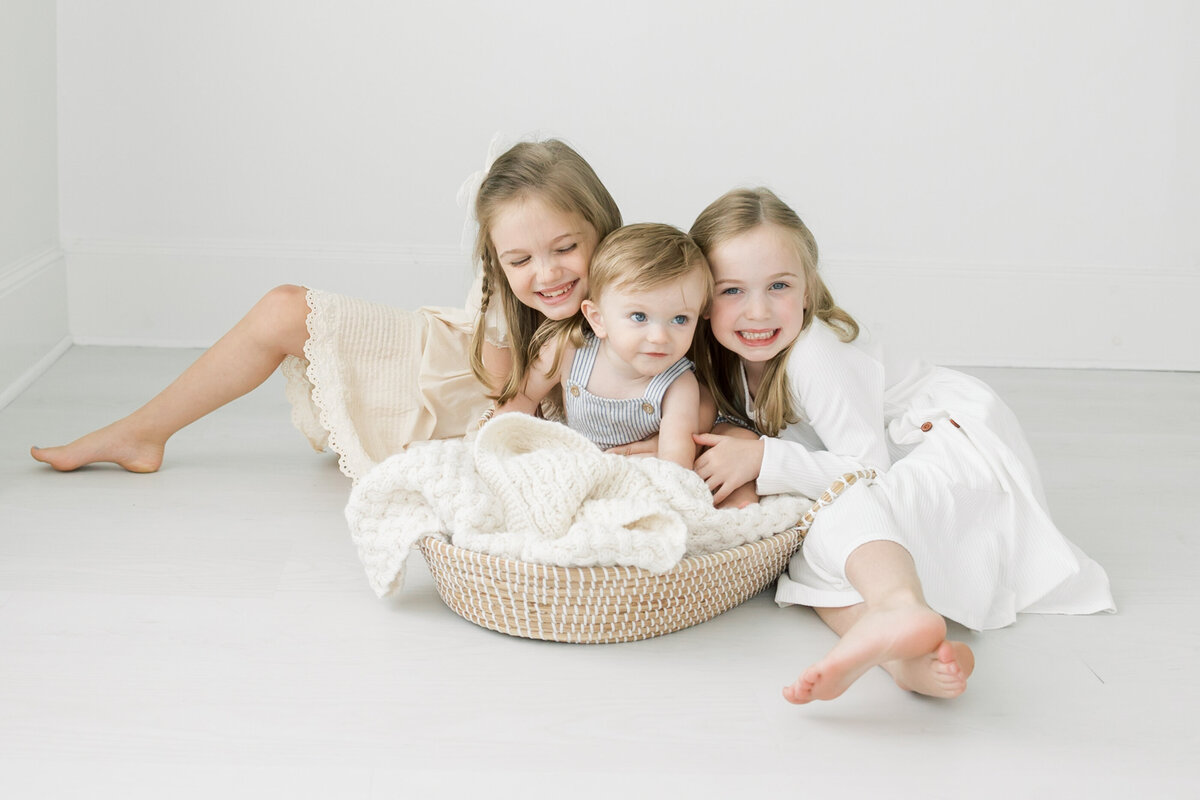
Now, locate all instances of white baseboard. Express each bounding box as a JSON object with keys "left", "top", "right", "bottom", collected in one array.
[
  {"left": 0, "top": 334, "right": 72, "bottom": 411},
  {"left": 0, "top": 246, "right": 70, "bottom": 410},
  {"left": 62, "top": 238, "right": 1200, "bottom": 370}
]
